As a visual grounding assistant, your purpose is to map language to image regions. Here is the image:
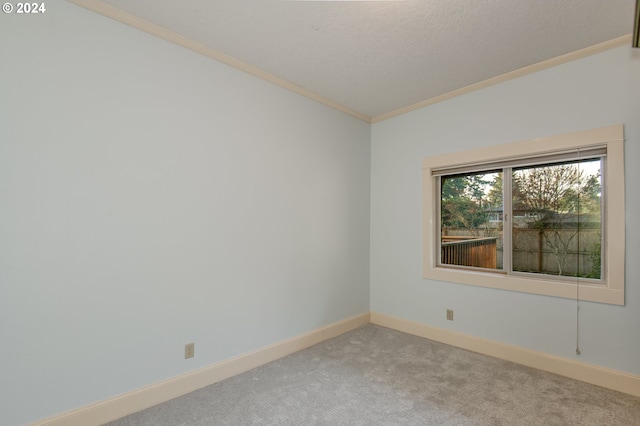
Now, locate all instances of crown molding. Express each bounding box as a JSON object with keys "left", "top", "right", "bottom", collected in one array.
[
  {"left": 67, "top": 0, "right": 630, "bottom": 125},
  {"left": 67, "top": 0, "right": 373, "bottom": 123},
  {"left": 371, "top": 34, "right": 632, "bottom": 123}
]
